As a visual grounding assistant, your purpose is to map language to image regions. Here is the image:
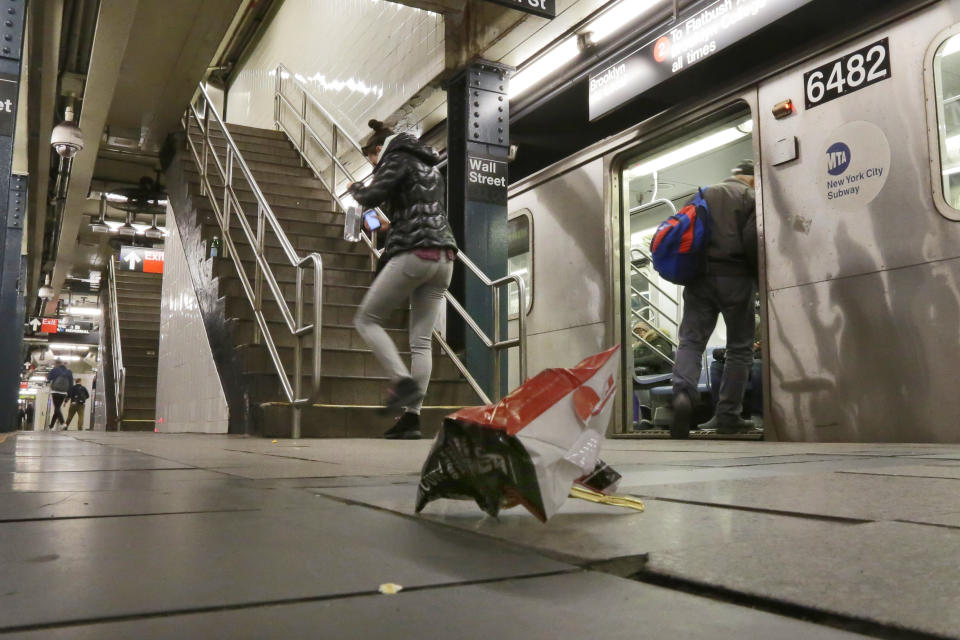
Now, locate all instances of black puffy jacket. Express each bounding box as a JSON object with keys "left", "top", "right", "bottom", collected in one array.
[{"left": 349, "top": 133, "right": 458, "bottom": 263}]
